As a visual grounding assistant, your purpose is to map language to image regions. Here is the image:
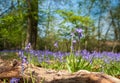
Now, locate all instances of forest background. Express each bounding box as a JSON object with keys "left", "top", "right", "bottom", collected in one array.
[{"left": 0, "top": 0, "right": 120, "bottom": 52}]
